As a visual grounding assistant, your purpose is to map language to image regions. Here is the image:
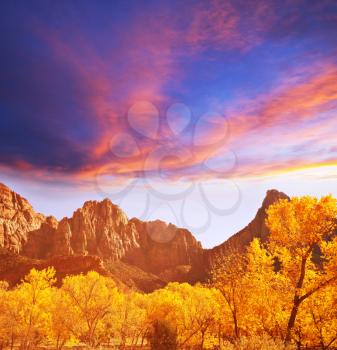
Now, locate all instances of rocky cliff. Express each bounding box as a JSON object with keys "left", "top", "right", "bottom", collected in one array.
[
  {"left": 0, "top": 183, "right": 49, "bottom": 253},
  {"left": 0, "top": 183, "right": 288, "bottom": 290},
  {"left": 52, "top": 199, "right": 140, "bottom": 260},
  {"left": 205, "top": 189, "right": 289, "bottom": 268},
  {"left": 125, "top": 218, "right": 204, "bottom": 281}
]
